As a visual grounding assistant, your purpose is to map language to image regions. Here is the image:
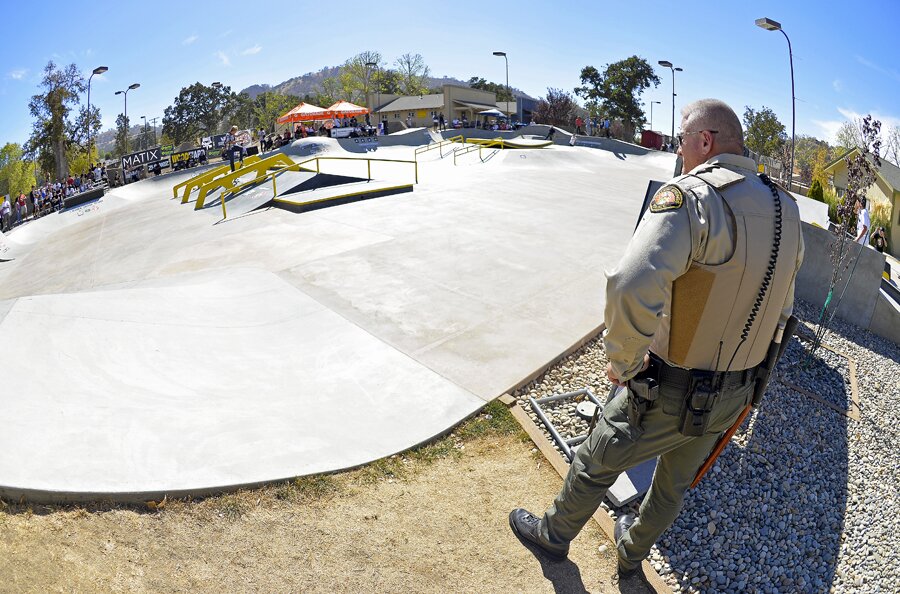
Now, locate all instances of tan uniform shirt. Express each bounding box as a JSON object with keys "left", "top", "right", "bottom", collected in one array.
[{"left": 604, "top": 153, "right": 805, "bottom": 381}]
